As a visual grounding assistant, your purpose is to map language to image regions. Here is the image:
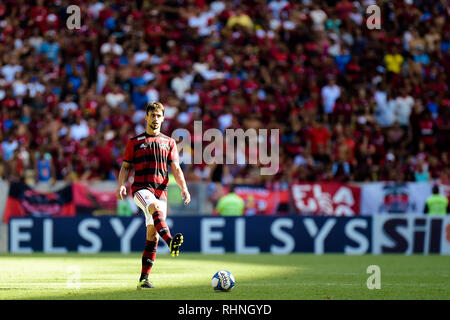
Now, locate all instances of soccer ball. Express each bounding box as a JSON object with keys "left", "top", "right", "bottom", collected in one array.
[{"left": 211, "top": 270, "right": 235, "bottom": 292}]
